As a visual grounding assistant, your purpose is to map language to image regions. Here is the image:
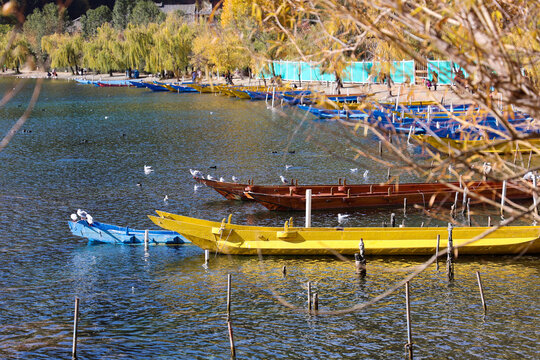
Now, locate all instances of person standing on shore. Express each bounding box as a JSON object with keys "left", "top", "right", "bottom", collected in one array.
[{"left": 431, "top": 70, "right": 438, "bottom": 91}]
